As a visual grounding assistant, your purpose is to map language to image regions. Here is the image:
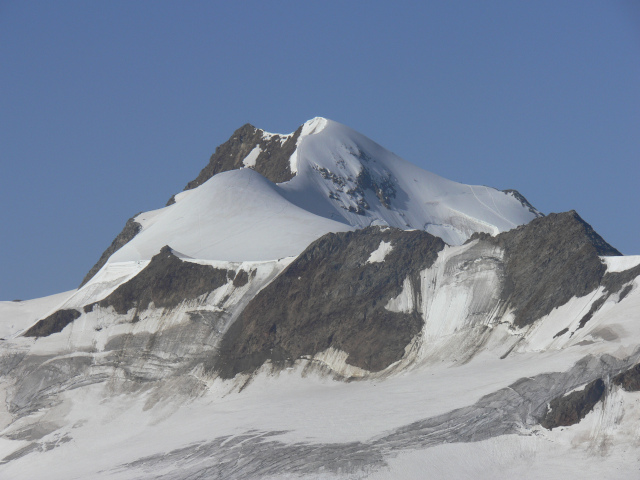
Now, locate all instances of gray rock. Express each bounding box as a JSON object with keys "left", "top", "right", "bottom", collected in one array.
[
  {"left": 178, "top": 123, "right": 302, "bottom": 195},
  {"left": 23, "top": 309, "right": 82, "bottom": 338},
  {"left": 216, "top": 227, "right": 445, "bottom": 378},
  {"left": 540, "top": 378, "right": 605, "bottom": 430},
  {"left": 612, "top": 363, "right": 640, "bottom": 392},
  {"left": 474, "top": 211, "right": 621, "bottom": 328},
  {"left": 90, "top": 246, "right": 231, "bottom": 316}
]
